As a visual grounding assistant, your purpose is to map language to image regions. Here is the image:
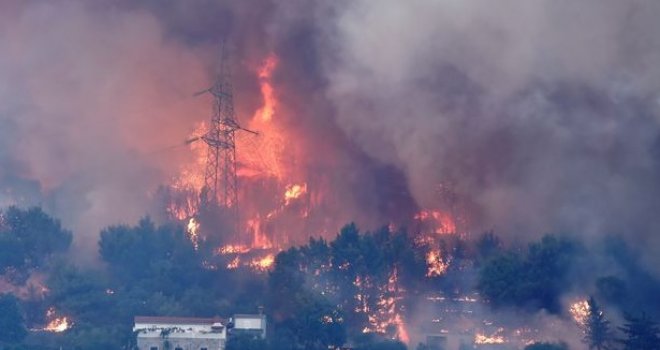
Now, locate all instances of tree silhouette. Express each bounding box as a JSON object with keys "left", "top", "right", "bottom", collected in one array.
[
  {"left": 582, "top": 296, "right": 613, "bottom": 350},
  {"left": 618, "top": 312, "right": 660, "bottom": 350},
  {"left": 0, "top": 294, "right": 27, "bottom": 345}
]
